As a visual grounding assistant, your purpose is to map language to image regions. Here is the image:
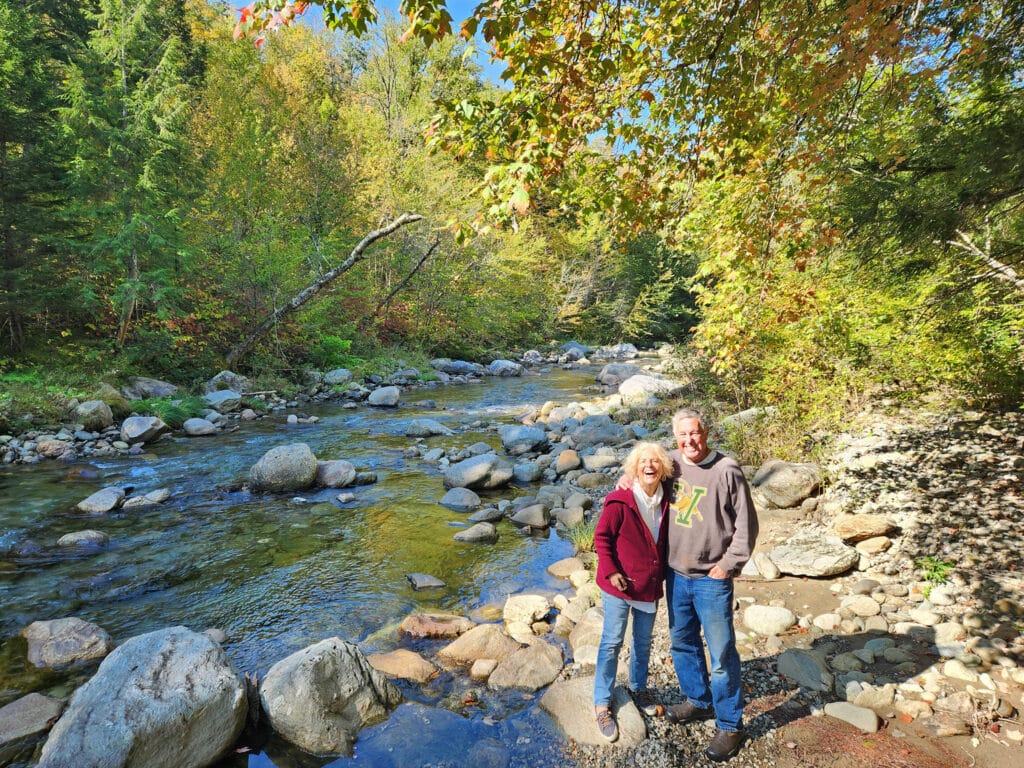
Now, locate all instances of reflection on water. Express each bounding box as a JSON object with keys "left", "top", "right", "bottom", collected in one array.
[{"left": 0, "top": 366, "right": 606, "bottom": 767}]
